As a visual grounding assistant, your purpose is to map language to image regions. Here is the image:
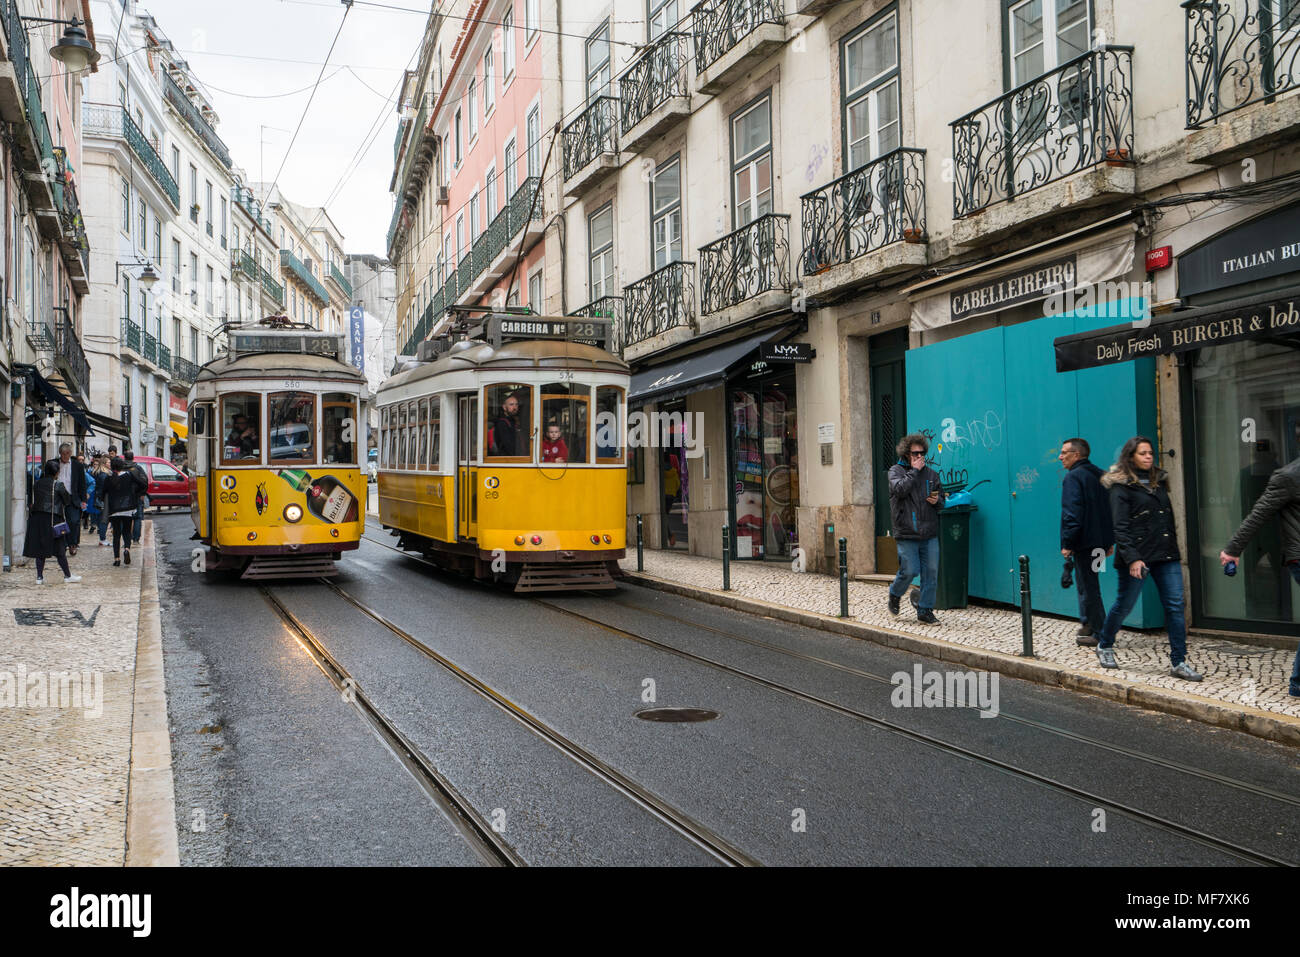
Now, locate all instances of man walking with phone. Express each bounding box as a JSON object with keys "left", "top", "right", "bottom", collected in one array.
[{"left": 887, "top": 433, "right": 946, "bottom": 625}]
